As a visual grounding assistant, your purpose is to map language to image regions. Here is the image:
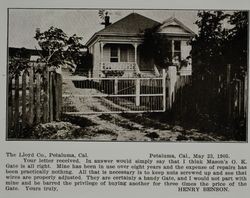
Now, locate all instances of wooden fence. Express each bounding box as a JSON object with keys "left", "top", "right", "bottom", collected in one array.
[
  {"left": 8, "top": 63, "right": 62, "bottom": 138},
  {"left": 170, "top": 64, "right": 247, "bottom": 131}
]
